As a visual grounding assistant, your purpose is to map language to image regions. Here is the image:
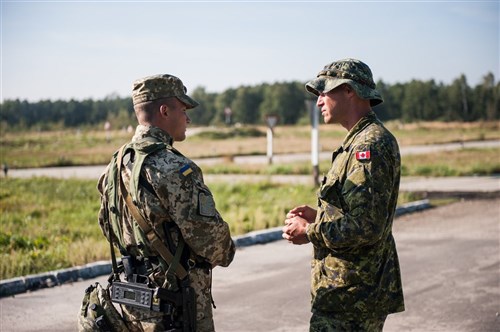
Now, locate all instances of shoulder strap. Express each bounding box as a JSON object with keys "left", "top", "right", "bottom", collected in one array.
[
  {"left": 128, "top": 137, "right": 167, "bottom": 205},
  {"left": 116, "top": 143, "right": 188, "bottom": 280}
]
